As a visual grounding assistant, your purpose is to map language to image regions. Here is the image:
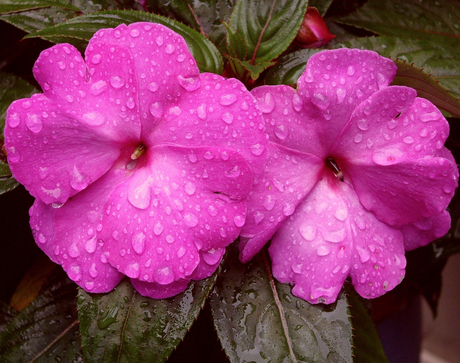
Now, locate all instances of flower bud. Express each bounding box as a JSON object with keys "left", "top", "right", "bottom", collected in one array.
[{"left": 295, "top": 7, "right": 336, "bottom": 48}]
